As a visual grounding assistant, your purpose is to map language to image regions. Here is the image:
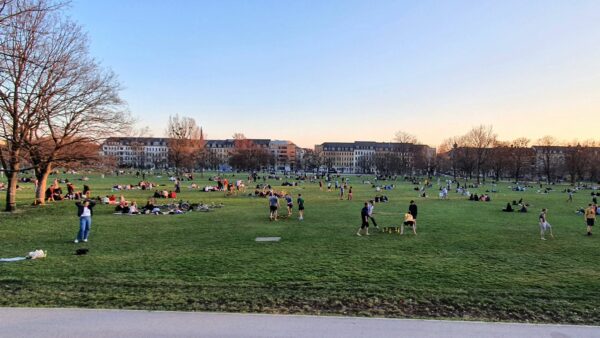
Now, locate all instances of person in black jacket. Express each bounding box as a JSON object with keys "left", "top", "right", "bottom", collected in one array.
[
  {"left": 74, "top": 200, "right": 96, "bottom": 243},
  {"left": 357, "top": 202, "right": 370, "bottom": 236}
]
